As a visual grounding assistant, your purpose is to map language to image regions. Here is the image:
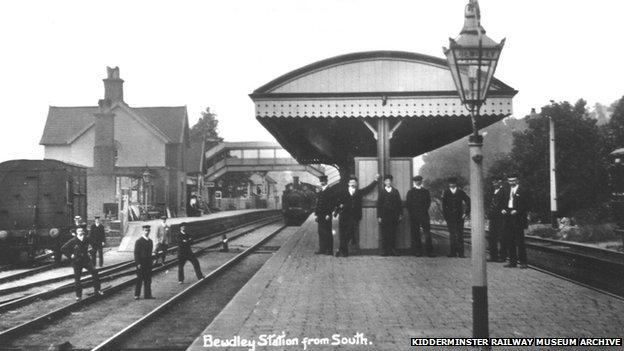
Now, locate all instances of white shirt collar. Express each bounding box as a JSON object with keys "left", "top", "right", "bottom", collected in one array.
[
  {"left": 450, "top": 187, "right": 457, "bottom": 194},
  {"left": 385, "top": 186, "right": 392, "bottom": 192}
]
